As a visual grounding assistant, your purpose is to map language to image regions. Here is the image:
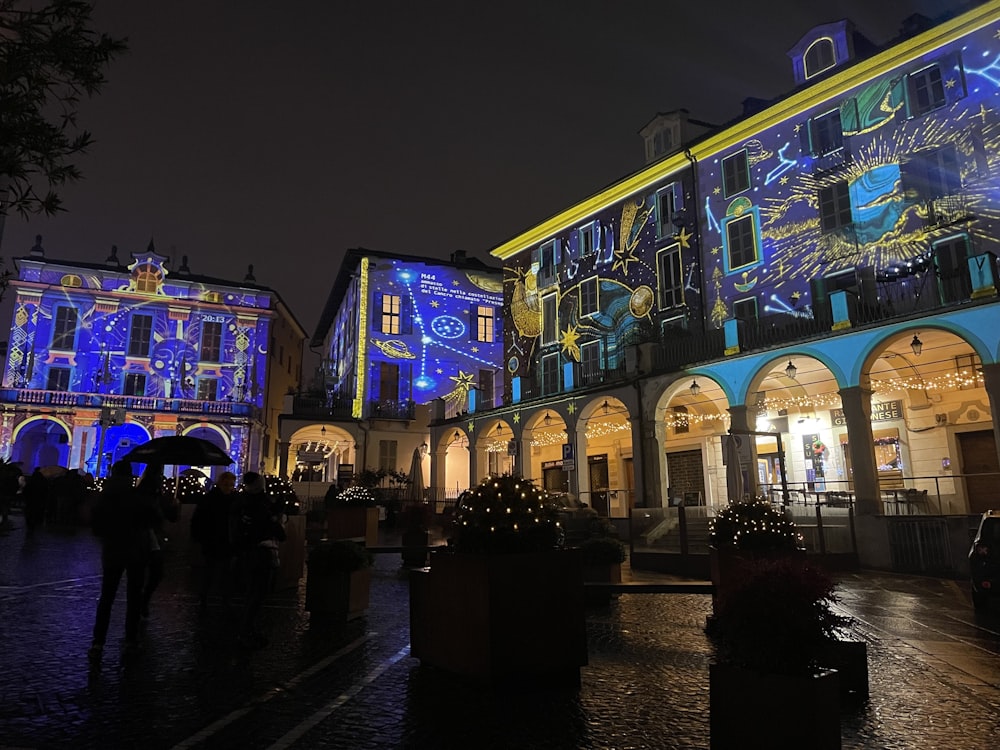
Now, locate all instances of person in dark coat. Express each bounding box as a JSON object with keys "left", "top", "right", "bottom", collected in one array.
[
  {"left": 23, "top": 468, "right": 48, "bottom": 537},
  {"left": 191, "top": 471, "right": 237, "bottom": 613},
  {"left": 88, "top": 461, "right": 156, "bottom": 665},
  {"left": 231, "top": 472, "right": 285, "bottom": 648},
  {"left": 135, "top": 463, "right": 178, "bottom": 619}
]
